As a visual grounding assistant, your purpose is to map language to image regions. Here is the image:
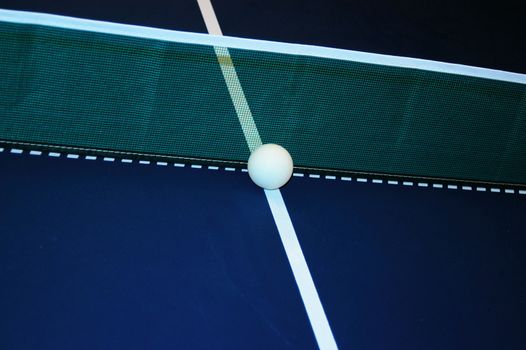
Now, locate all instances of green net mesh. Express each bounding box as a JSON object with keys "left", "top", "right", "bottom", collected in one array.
[{"left": 1, "top": 21, "right": 525, "bottom": 184}]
